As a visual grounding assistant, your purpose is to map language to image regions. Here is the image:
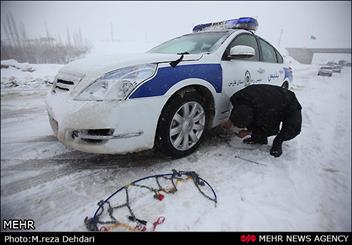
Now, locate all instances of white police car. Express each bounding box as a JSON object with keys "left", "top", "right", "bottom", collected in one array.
[{"left": 46, "top": 17, "right": 293, "bottom": 157}]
